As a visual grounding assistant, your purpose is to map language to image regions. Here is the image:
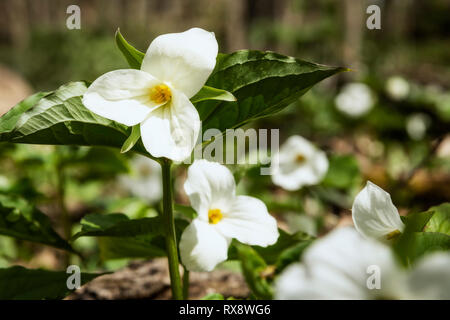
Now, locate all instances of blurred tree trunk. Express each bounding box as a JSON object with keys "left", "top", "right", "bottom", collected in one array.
[
  {"left": 342, "top": 0, "right": 363, "bottom": 74},
  {"left": 225, "top": 0, "right": 247, "bottom": 51},
  {"left": 7, "top": 0, "right": 29, "bottom": 48}
]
